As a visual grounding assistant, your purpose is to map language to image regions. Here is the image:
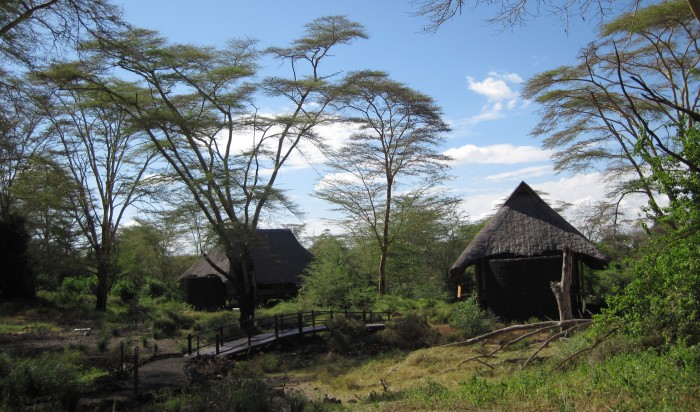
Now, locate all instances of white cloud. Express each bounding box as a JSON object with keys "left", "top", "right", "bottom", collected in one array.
[
  {"left": 466, "top": 72, "right": 521, "bottom": 102},
  {"left": 485, "top": 166, "right": 553, "bottom": 181},
  {"left": 445, "top": 143, "right": 554, "bottom": 165},
  {"left": 463, "top": 71, "right": 524, "bottom": 127},
  {"left": 456, "top": 173, "right": 653, "bottom": 224}
]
